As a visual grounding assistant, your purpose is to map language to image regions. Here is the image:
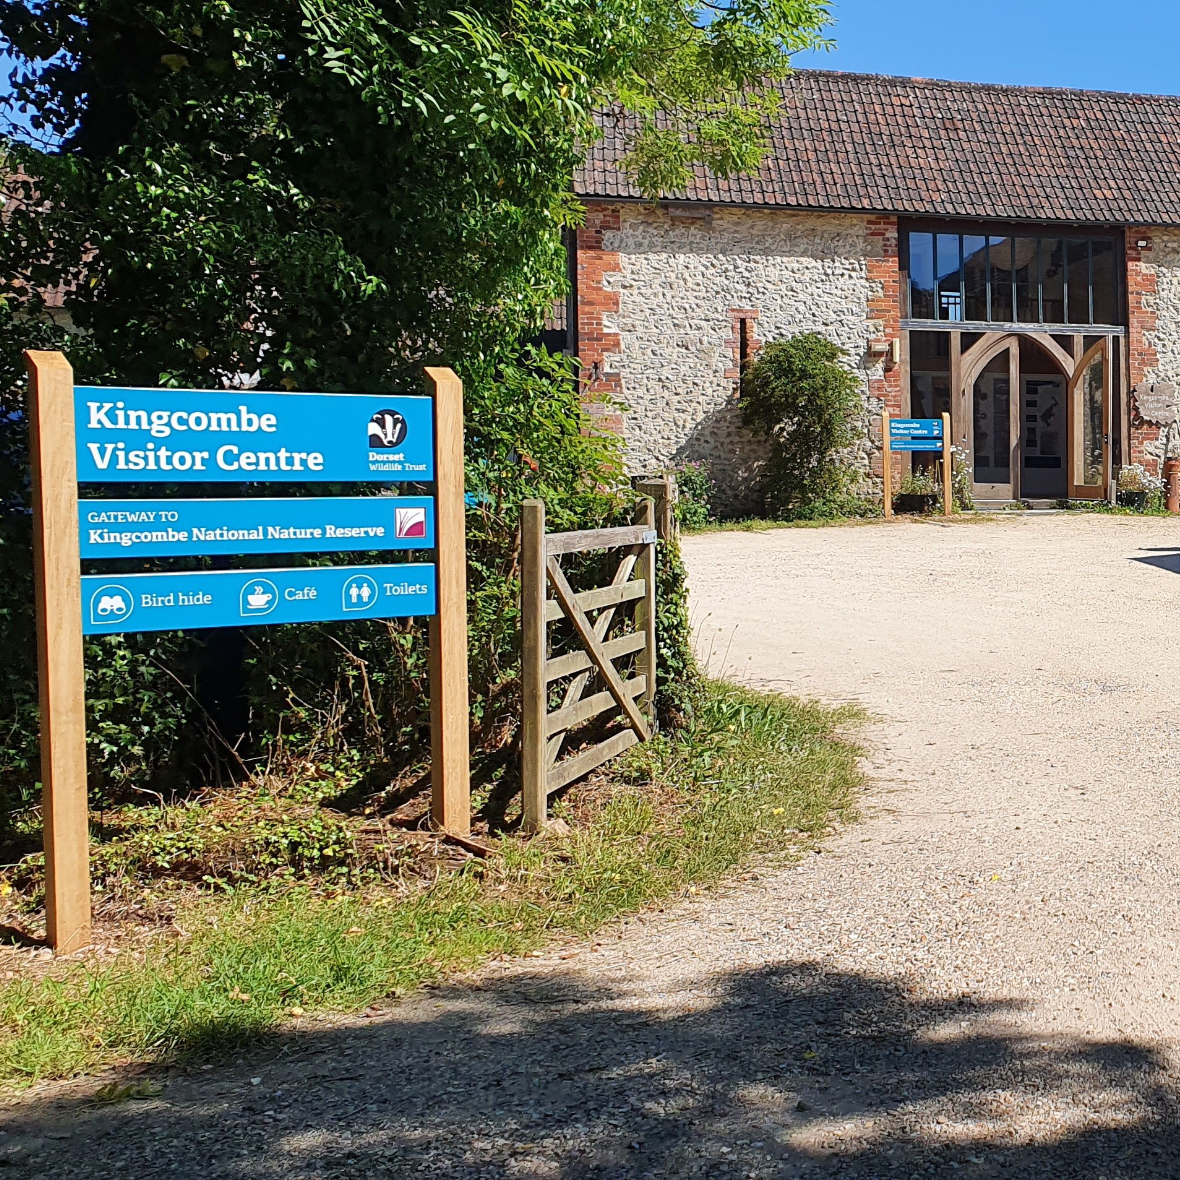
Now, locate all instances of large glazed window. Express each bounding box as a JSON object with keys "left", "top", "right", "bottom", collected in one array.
[
  {"left": 909, "top": 330, "right": 951, "bottom": 420},
  {"left": 905, "top": 231, "right": 1119, "bottom": 326}
]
